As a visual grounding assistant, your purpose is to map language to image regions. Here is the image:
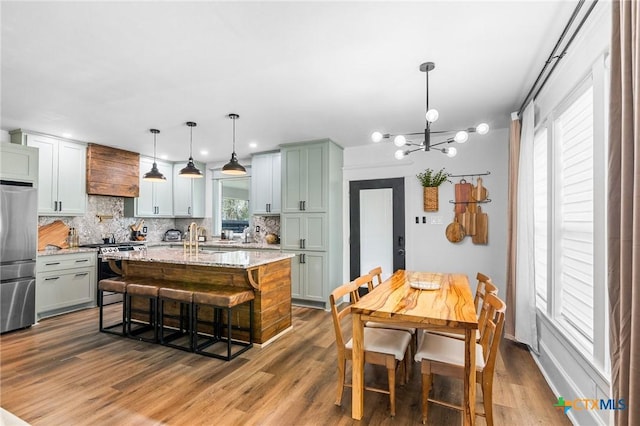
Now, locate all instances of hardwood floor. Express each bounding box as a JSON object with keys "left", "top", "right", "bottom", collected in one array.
[{"left": 1, "top": 305, "right": 570, "bottom": 425}]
